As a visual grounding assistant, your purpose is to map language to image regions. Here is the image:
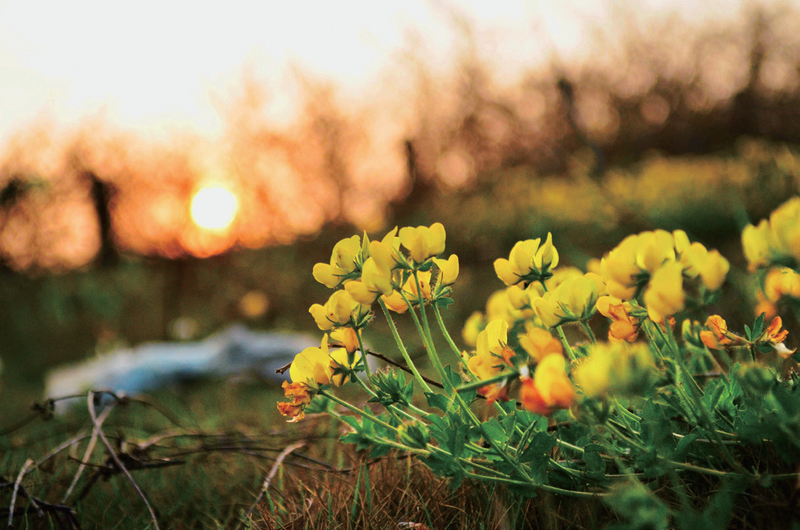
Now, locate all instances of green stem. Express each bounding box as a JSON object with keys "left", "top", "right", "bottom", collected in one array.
[
  {"left": 455, "top": 371, "right": 519, "bottom": 393},
  {"left": 319, "top": 389, "right": 398, "bottom": 434},
  {"left": 463, "top": 472, "right": 604, "bottom": 499},
  {"left": 651, "top": 321, "right": 749, "bottom": 475},
  {"left": 378, "top": 298, "right": 432, "bottom": 394},
  {"left": 556, "top": 325, "right": 576, "bottom": 361},
  {"left": 411, "top": 271, "right": 452, "bottom": 394},
  {"left": 612, "top": 400, "right": 642, "bottom": 425},
  {"left": 355, "top": 328, "right": 373, "bottom": 380},
  {"left": 432, "top": 303, "right": 466, "bottom": 363},
  {"left": 603, "top": 421, "right": 736, "bottom": 479},
  {"left": 580, "top": 320, "right": 597, "bottom": 344}
]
